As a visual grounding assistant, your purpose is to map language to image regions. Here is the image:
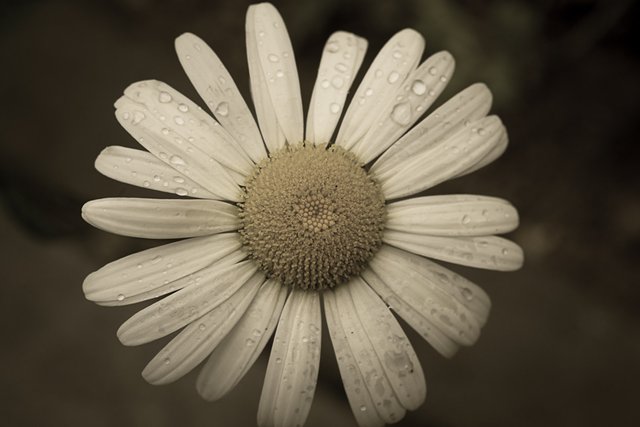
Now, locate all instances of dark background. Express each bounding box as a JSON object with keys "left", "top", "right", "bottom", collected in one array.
[{"left": 1, "top": 0, "right": 638, "bottom": 426}]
